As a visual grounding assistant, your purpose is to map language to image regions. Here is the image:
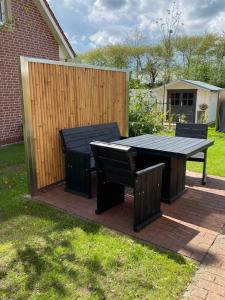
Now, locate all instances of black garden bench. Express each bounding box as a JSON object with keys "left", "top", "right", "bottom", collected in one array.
[
  {"left": 60, "top": 122, "right": 126, "bottom": 198},
  {"left": 90, "top": 141, "right": 165, "bottom": 231}
]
